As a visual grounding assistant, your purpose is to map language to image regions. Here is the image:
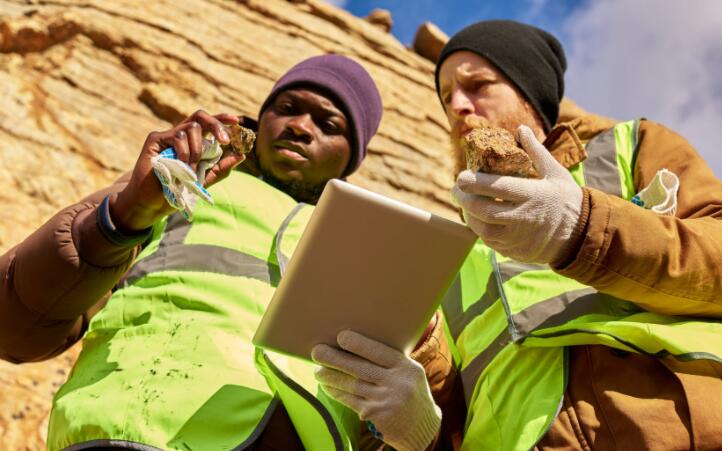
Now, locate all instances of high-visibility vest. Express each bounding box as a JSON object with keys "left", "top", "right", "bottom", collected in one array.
[
  {"left": 442, "top": 120, "right": 722, "bottom": 450},
  {"left": 48, "top": 171, "right": 357, "bottom": 451}
]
